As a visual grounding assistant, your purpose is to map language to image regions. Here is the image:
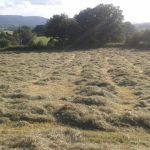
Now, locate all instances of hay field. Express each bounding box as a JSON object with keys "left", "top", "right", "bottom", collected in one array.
[{"left": 0, "top": 48, "right": 150, "bottom": 150}]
